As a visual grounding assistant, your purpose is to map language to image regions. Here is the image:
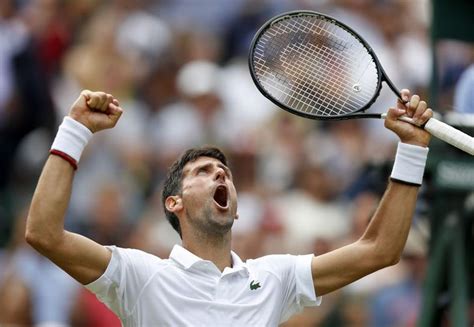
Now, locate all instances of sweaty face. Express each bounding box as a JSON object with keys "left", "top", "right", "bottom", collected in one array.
[{"left": 180, "top": 157, "right": 238, "bottom": 235}]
